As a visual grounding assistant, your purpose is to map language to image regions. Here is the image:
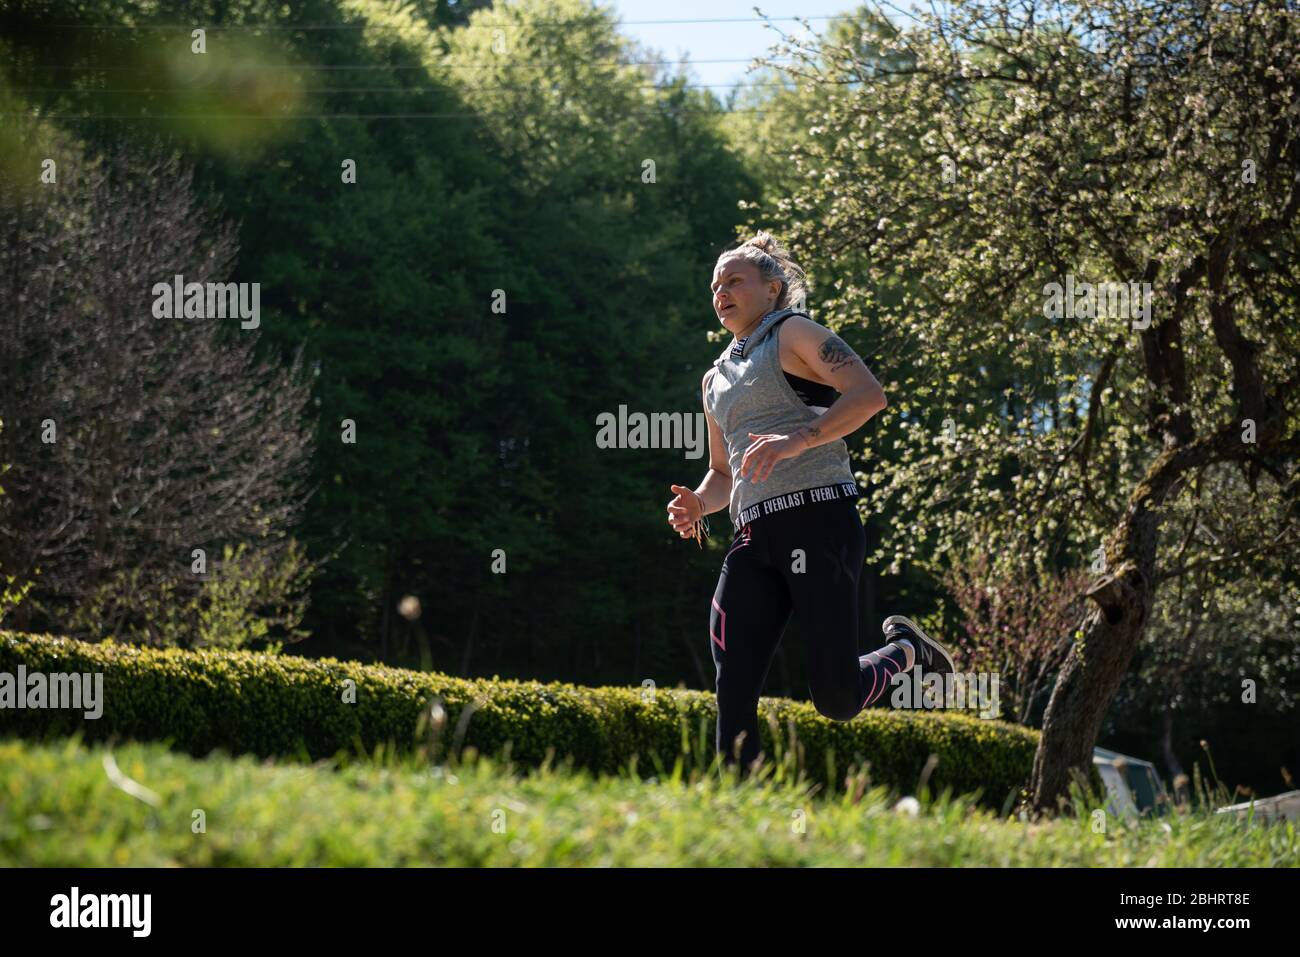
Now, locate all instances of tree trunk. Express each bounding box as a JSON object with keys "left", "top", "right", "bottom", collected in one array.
[
  {"left": 1029, "top": 447, "right": 1194, "bottom": 812},
  {"left": 1030, "top": 560, "right": 1152, "bottom": 813}
]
